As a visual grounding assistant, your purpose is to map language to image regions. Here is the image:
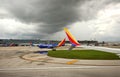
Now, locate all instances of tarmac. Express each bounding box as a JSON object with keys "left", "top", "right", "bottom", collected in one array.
[{"left": 0, "top": 46, "right": 120, "bottom": 77}]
